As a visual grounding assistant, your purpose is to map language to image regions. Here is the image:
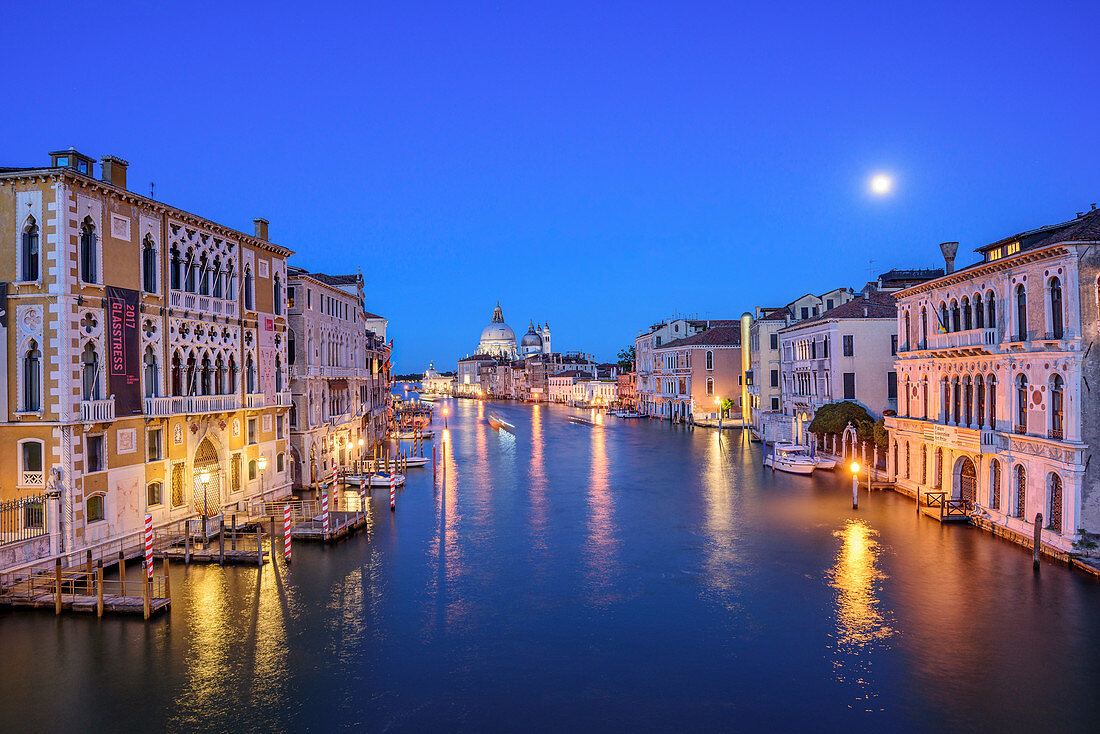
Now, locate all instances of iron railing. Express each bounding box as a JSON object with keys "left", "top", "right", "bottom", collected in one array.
[{"left": 0, "top": 493, "right": 48, "bottom": 547}]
